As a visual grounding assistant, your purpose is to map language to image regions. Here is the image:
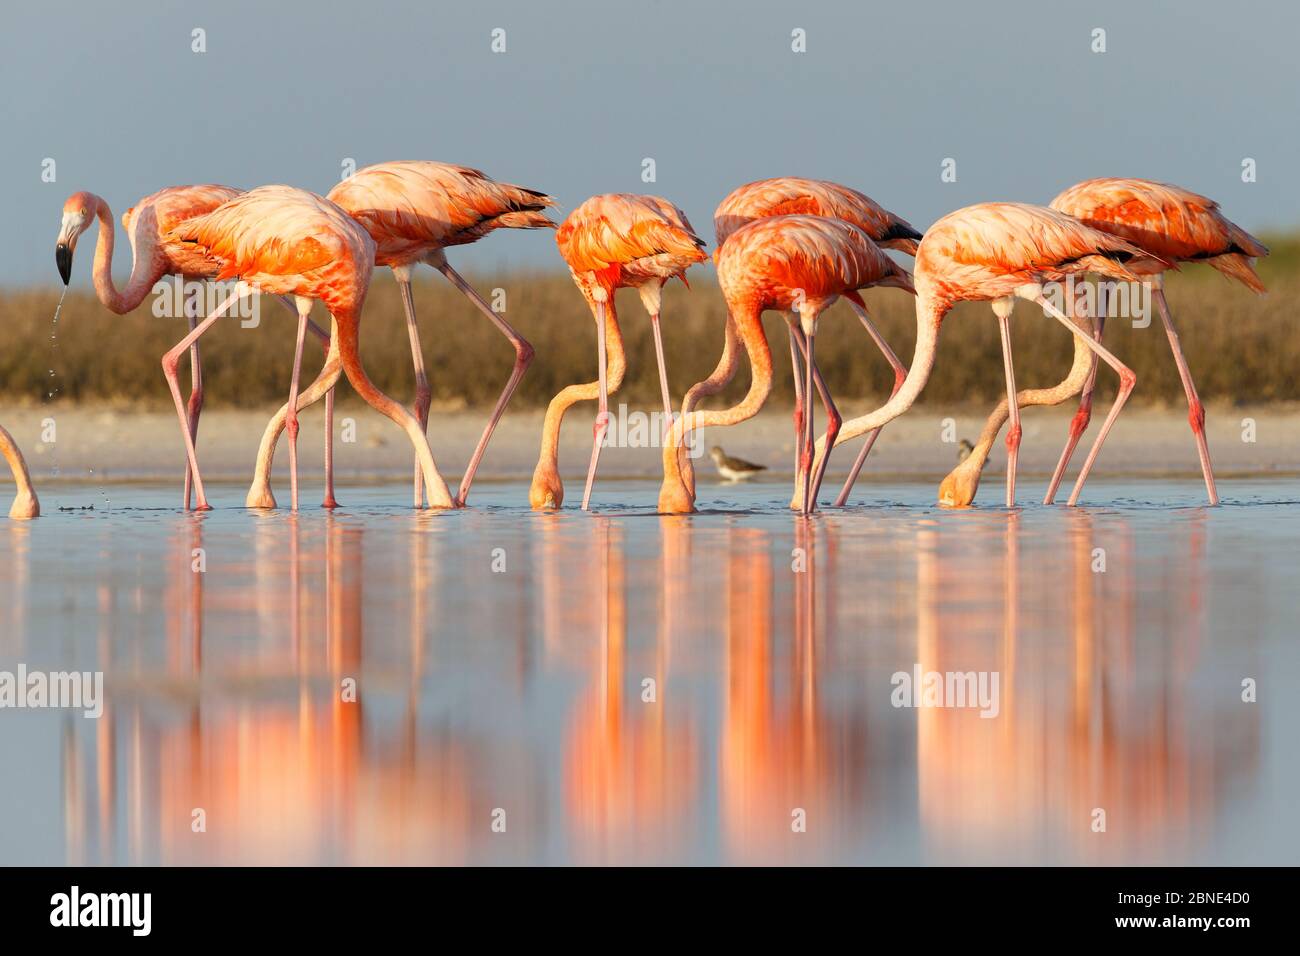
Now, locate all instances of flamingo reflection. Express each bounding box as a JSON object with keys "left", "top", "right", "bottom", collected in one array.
[
  {"left": 913, "top": 512, "right": 1259, "bottom": 862},
  {"left": 719, "top": 521, "right": 870, "bottom": 863},
  {"left": 562, "top": 519, "right": 699, "bottom": 862}
]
